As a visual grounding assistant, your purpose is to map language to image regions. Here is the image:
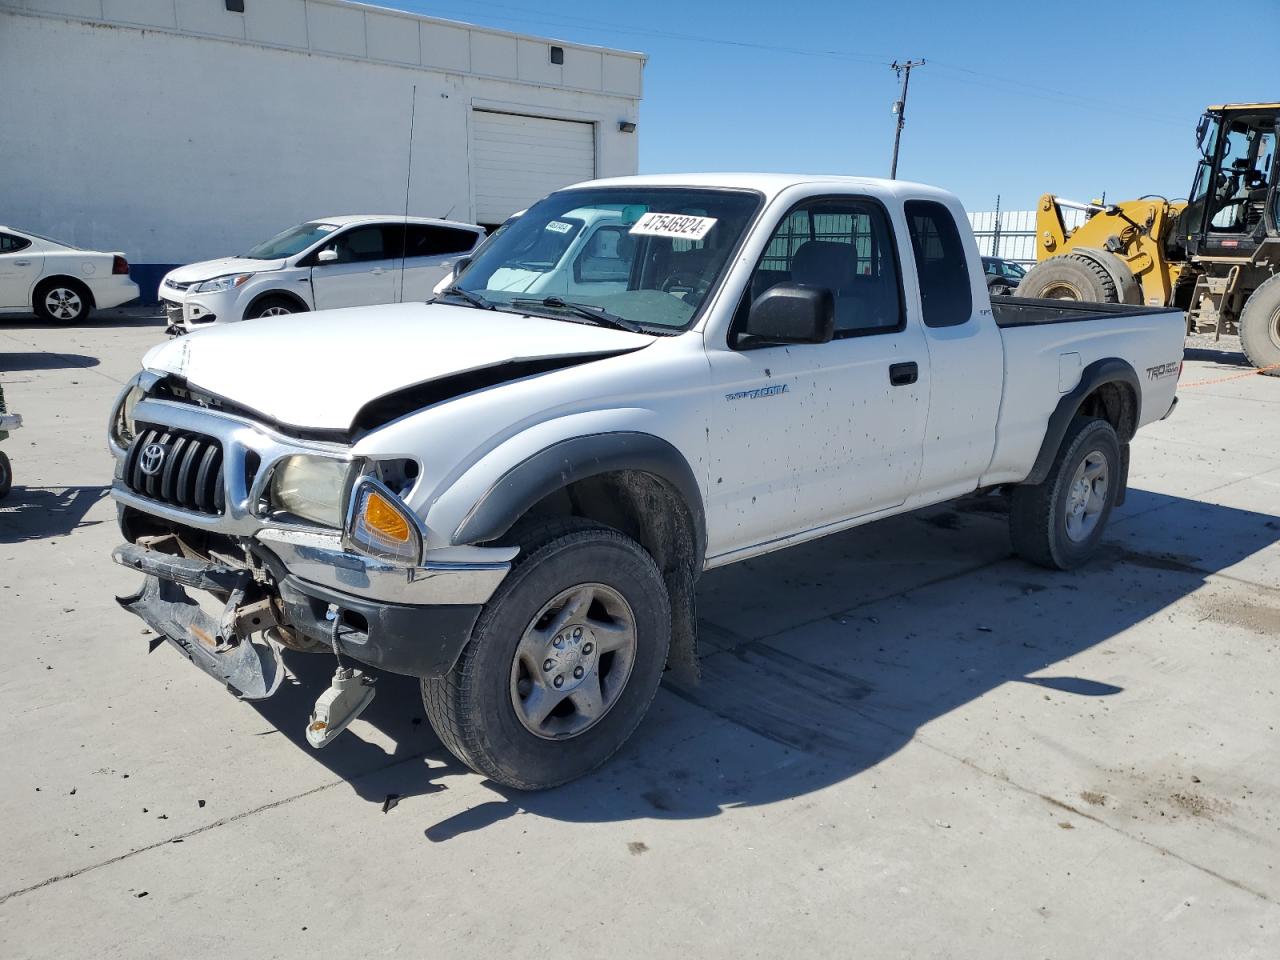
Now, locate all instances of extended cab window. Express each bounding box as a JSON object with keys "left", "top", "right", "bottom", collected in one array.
[
  {"left": 742, "top": 197, "right": 903, "bottom": 339},
  {"left": 905, "top": 200, "right": 972, "bottom": 328},
  {"left": 0, "top": 233, "right": 31, "bottom": 253}
]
